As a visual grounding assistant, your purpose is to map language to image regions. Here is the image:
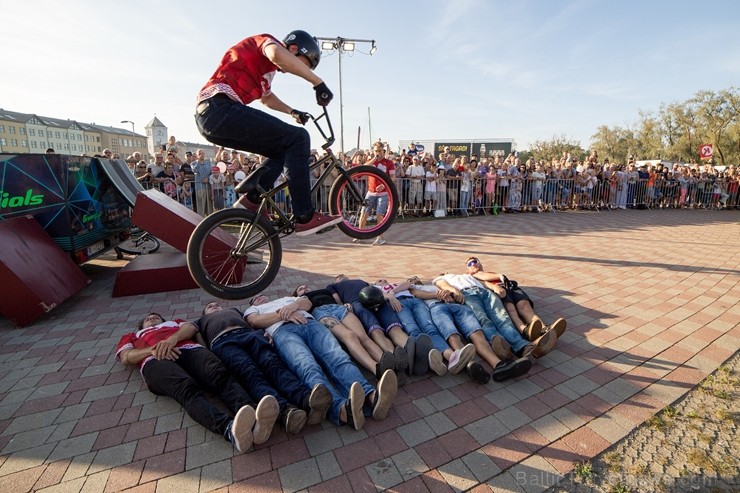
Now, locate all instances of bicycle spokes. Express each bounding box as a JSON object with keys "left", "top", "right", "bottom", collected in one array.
[
  {"left": 328, "top": 165, "right": 398, "bottom": 240},
  {"left": 187, "top": 209, "right": 282, "bottom": 300}
]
